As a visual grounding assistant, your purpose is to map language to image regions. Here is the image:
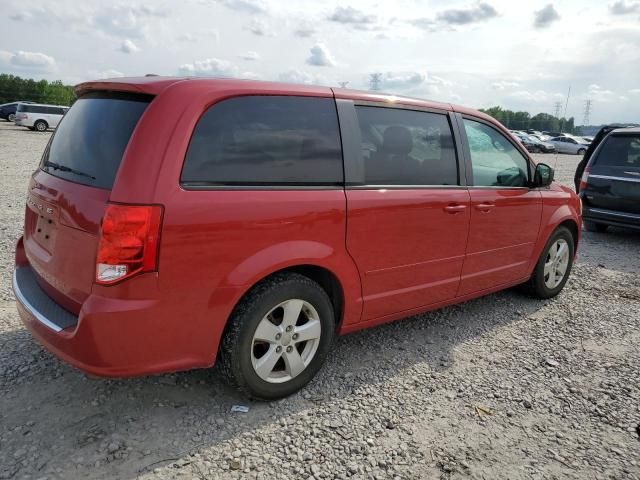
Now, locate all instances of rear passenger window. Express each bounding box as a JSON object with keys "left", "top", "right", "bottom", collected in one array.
[
  {"left": 463, "top": 119, "right": 529, "bottom": 187},
  {"left": 353, "top": 106, "right": 458, "bottom": 186},
  {"left": 595, "top": 135, "right": 640, "bottom": 167},
  {"left": 181, "top": 96, "right": 342, "bottom": 186}
]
